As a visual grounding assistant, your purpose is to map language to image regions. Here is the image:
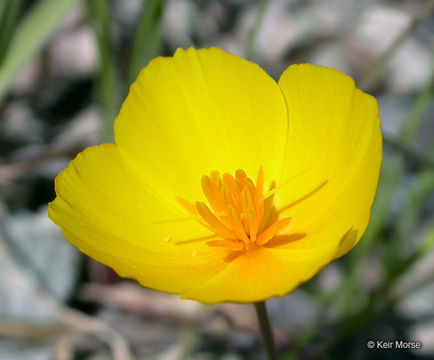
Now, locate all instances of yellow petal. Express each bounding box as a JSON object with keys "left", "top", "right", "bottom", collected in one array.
[
  {"left": 276, "top": 64, "right": 382, "bottom": 257},
  {"left": 114, "top": 47, "right": 288, "bottom": 207},
  {"left": 182, "top": 242, "right": 338, "bottom": 304},
  {"left": 48, "top": 144, "right": 231, "bottom": 294}
]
